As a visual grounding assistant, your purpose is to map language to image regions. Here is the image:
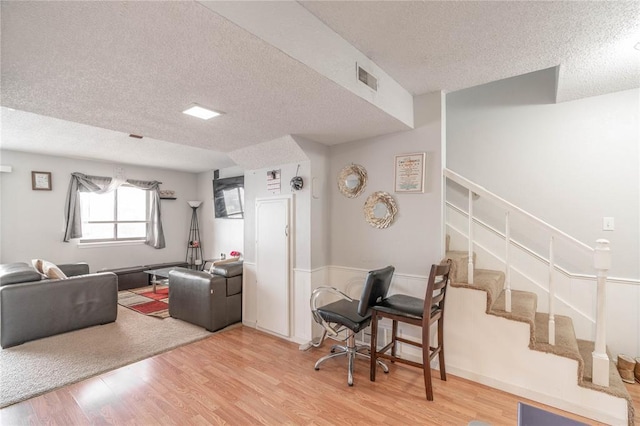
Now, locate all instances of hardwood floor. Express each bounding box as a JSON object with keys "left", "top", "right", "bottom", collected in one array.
[{"left": 1, "top": 325, "right": 638, "bottom": 425}]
